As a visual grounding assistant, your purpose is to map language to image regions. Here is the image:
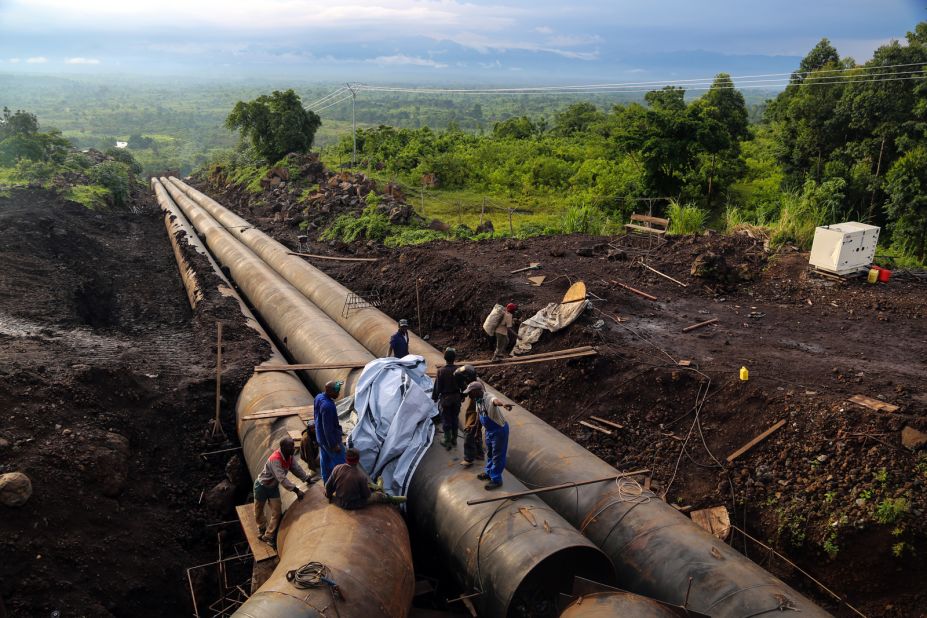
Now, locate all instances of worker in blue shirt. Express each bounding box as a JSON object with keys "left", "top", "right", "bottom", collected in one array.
[
  {"left": 462, "top": 381, "right": 512, "bottom": 490},
  {"left": 314, "top": 380, "right": 345, "bottom": 483},
  {"left": 388, "top": 318, "right": 410, "bottom": 358}
]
